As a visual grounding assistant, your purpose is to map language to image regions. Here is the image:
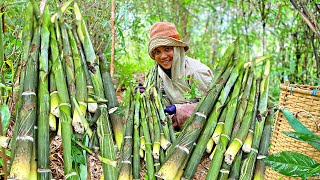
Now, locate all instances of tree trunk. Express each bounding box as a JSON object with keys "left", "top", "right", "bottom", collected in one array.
[
  {"left": 211, "top": 18, "right": 219, "bottom": 65},
  {"left": 260, "top": 1, "right": 266, "bottom": 55},
  {"left": 110, "top": 0, "right": 115, "bottom": 77},
  {"left": 311, "top": 34, "right": 320, "bottom": 79},
  {"left": 242, "top": 0, "right": 252, "bottom": 56},
  {"left": 0, "top": 12, "right": 5, "bottom": 105}
]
